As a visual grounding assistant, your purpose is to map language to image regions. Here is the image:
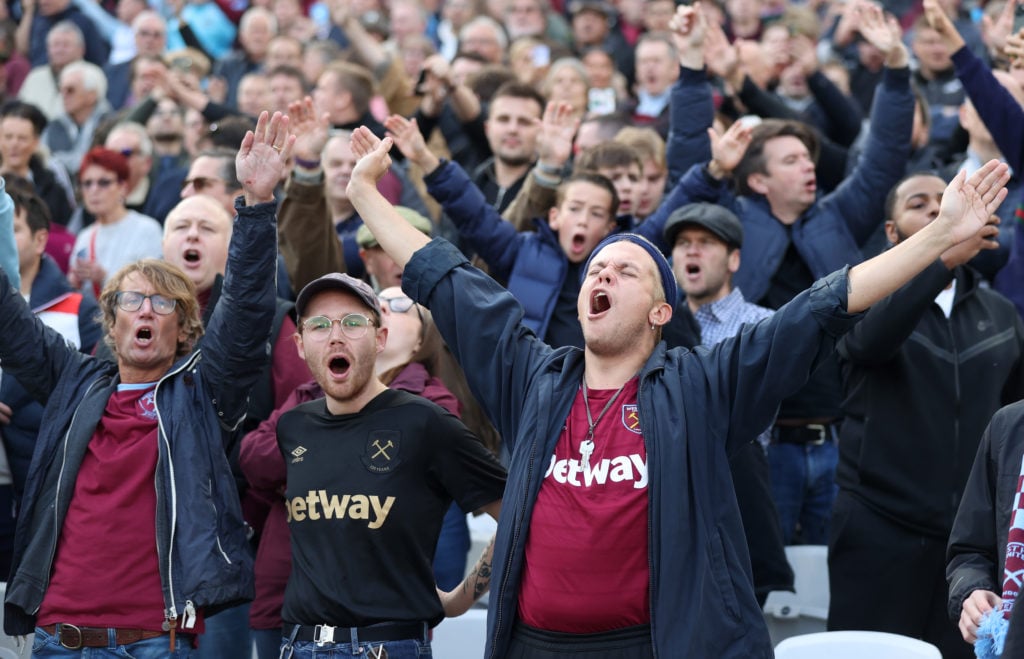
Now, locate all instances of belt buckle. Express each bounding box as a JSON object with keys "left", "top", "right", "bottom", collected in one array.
[
  {"left": 58, "top": 623, "right": 84, "bottom": 650},
  {"left": 314, "top": 624, "right": 336, "bottom": 646},
  {"left": 806, "top": 424, "right": 828, "bottom": 446}
]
